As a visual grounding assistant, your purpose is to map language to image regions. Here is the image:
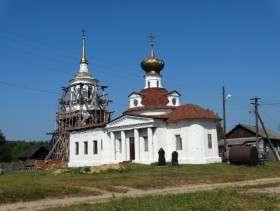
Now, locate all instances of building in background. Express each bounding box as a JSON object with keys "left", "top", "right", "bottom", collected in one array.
[{"left": 218, "top": 123, "right": 280, "bottom": 161}]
